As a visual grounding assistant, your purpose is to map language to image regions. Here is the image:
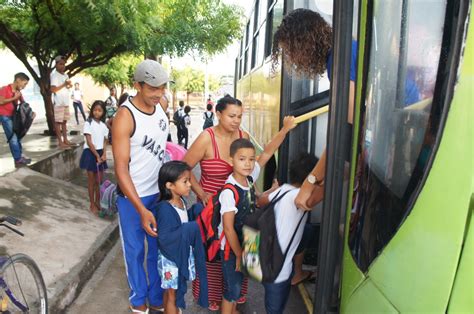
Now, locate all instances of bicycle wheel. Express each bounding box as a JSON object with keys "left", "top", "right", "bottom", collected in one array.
[{"left": 0, "top": 253, "right": 48, "bottom": 314}]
